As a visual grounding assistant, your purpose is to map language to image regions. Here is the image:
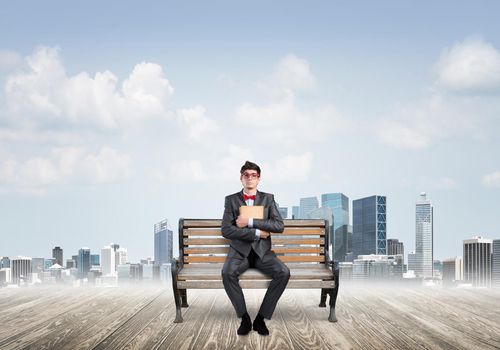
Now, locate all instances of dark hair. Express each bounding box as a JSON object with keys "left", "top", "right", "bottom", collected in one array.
[{"left": 240, "top": 161, "right": 261, "bottom": 175}]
